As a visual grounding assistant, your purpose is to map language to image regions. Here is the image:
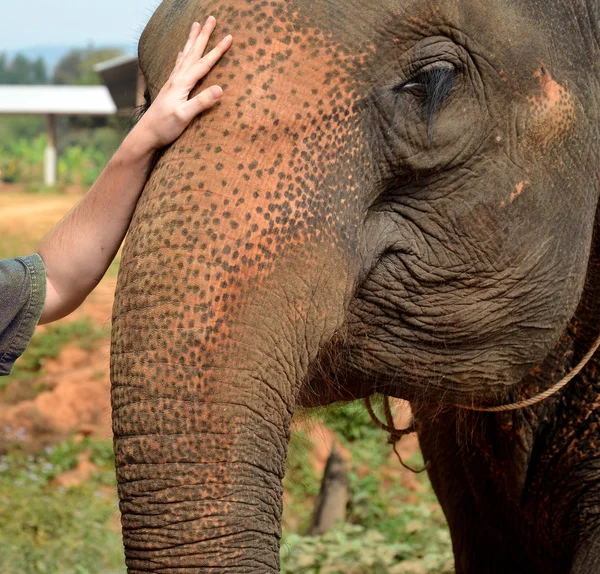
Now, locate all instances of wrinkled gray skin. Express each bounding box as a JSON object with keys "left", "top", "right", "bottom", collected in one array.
[{"left": 111, "top": 0, "right": 600, "bottom": 572}]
